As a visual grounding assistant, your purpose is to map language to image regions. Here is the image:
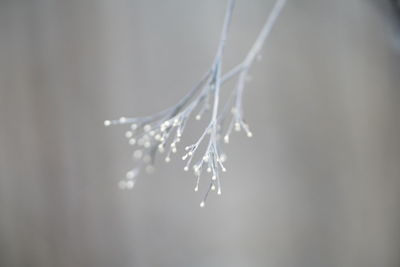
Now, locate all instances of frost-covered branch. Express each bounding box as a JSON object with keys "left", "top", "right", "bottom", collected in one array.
[{"left": 104, "top": 0, "right": 286, "bottom": 207}]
